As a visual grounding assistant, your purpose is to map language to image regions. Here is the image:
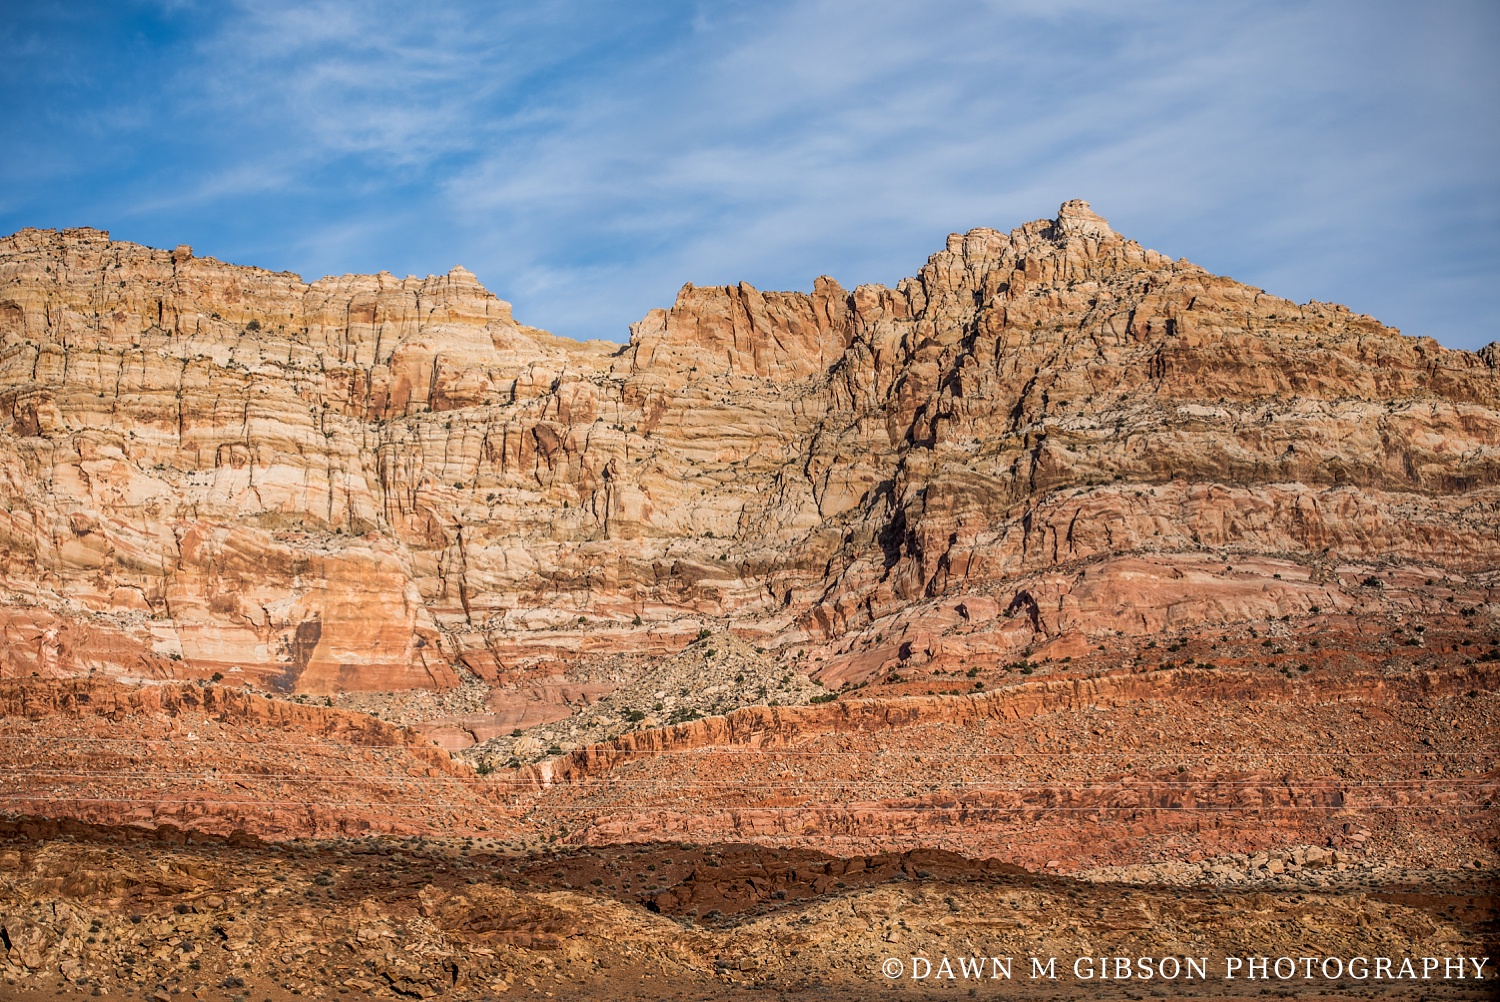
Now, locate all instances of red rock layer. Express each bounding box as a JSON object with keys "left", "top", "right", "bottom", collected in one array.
[{"left": 4, "top": 631, "right": 1494, "bottom": 875}]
